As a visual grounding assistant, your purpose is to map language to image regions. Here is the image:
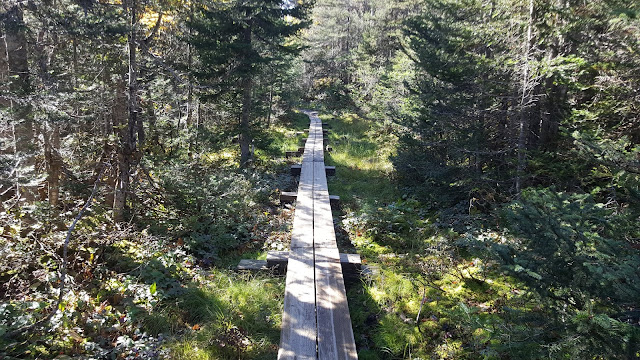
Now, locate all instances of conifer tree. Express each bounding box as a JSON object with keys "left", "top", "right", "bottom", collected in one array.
[{"left": 188, "top": 0, "right": 311, "bottom": 167}]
